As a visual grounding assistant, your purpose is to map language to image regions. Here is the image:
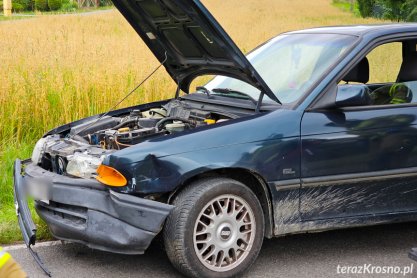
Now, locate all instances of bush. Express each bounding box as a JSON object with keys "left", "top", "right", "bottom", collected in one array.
[
  {"left": 407, "top": 7, "right": 417, "bottom": 21},
  {"left": 60, "top": 1, "right": 77, "bottom": 12},
  {"left": 12, "top": 2, "right": 24, "bottom": 12},
  {"left": 371, "top": 2, "right": 385, "bottom": 18},
  {"left": 99, "top": 0, "right": 112, "bottom": 6},
  {"left": 35, "top": 0, "right": 48, "bottom": 11},
  {"left": 48, "top": 0, "right": 62, "bottom": 10},
  {"left": 0, "top": 1, "right": 3, "bottom": 10},
  {"left": 358, "top": 0, "right": 375, "bottom": 17},
  {"left": 14, "top": 0, "right": 33, "bottom": 11},
  {"left": 403, "top": 0, "right": 417, "bottom": 21},
  {"left": 379, "top": 0, "right": 404, "bottom": 21}
]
